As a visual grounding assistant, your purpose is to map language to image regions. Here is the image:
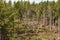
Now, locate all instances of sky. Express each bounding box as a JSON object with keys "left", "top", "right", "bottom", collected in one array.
[{"left": 6, "top": 0, "right": 58, "bottom": 3}]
